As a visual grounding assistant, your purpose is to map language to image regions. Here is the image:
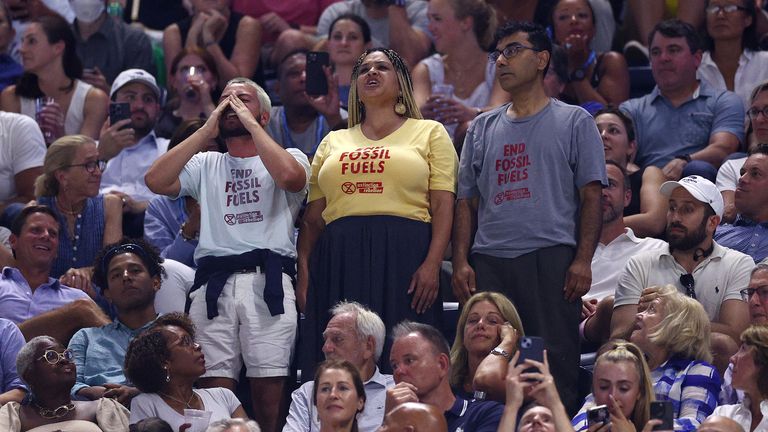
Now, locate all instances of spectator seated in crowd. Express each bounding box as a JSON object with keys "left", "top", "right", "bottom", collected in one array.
[
  {"left": 70, "top": 0, "right": 156, "bottom": 93},
  {"left": 378, "top": 402, "right": 447, "bottom": 432},
  {"left": 611, "top": 175, "right": 753, "bottom": 372},
  {"left": 548, "top": 0, "right": 629, "bottom": 109},
  {"left": 571, "top": 341, "right": 655, "bottom": 431},
  {"left": 715, "top": 145, "right": 768, "bottom": 262},
  {"left": 0, "top": 317, "right": 26, "bottom": 406},
  {"left": 412, "top": 0, "right": 507, "bottom": 147},
  {"left": 0, "top": 1, "right": 22, "bottom": 92},
  {"left": 126, "top": 312, "right": 249, "bottom": 430},
  {"left": 582, "top": 161, "right": 666, "bottom": 346},
  {"left": 34, "top": 134, "right": 122, "bottom": 293},
  {"left": 163, "top": 0, "right": 261, "bottom": 88},
  {"left": 698, "top": 415, "right": 748, "bottom": 432},
  {"left": 284, "top": 301, "right": 393, "bottom": 432},
  {"left": 67, "top": 238, "right": 165, "bottom": 406},
  {"left": 387, "top": 321, "right": 504, "bottom": 432},
  {"left": 316, "top": 0, "right": 431, "bottom": 68},
  {"left": 0, "top": 110, "right": 45, "bottom": 229},
  {"left": 98, "top": 68, "right": 169, "bottom": 233},
  {"left": 266, "top": 49, "right": 343, "bottom": 158},
  {"left": 0, "top": 205, "right": 109, "bottom": 344},
  {"left": 698, "top": 0, "right": 768, "bottom": 110},
  {"left": 326, "top": 14, "right": 371, "bottom": 112},
  {"left": 312, "top": 359, "right": 367, "bottom": 432},
  {"left": 155, "top": 47, "right": 220, "bottom": 140},
  {"left": 0, "top": 335, "right": 129, "bottom": 431},
  {"left": 620, "top": 19, "right": 745, "bottom": 182},
  {"left": 208, "top": 417, "right": 263, "bottom": 432},
  {"left": 596, "top": 107, "right": 668, "bottom": 238},
  {"left": 709, "top": 324, "right": 768, "bottom": 431},
  {"left": 717, "top": 81, "right": 768, "bottom": 224},
  {"left": 623, "top": 285, "right": 721, "bottom": 430},
  {"left": 144, "top": 119, "right": 224, "bottom": 269},
  {"left": 0, "top": 14, "right": 108, "bottom": 143},
  {"left": 449, "top": 292, "right": 524, "bottom": 402}
]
